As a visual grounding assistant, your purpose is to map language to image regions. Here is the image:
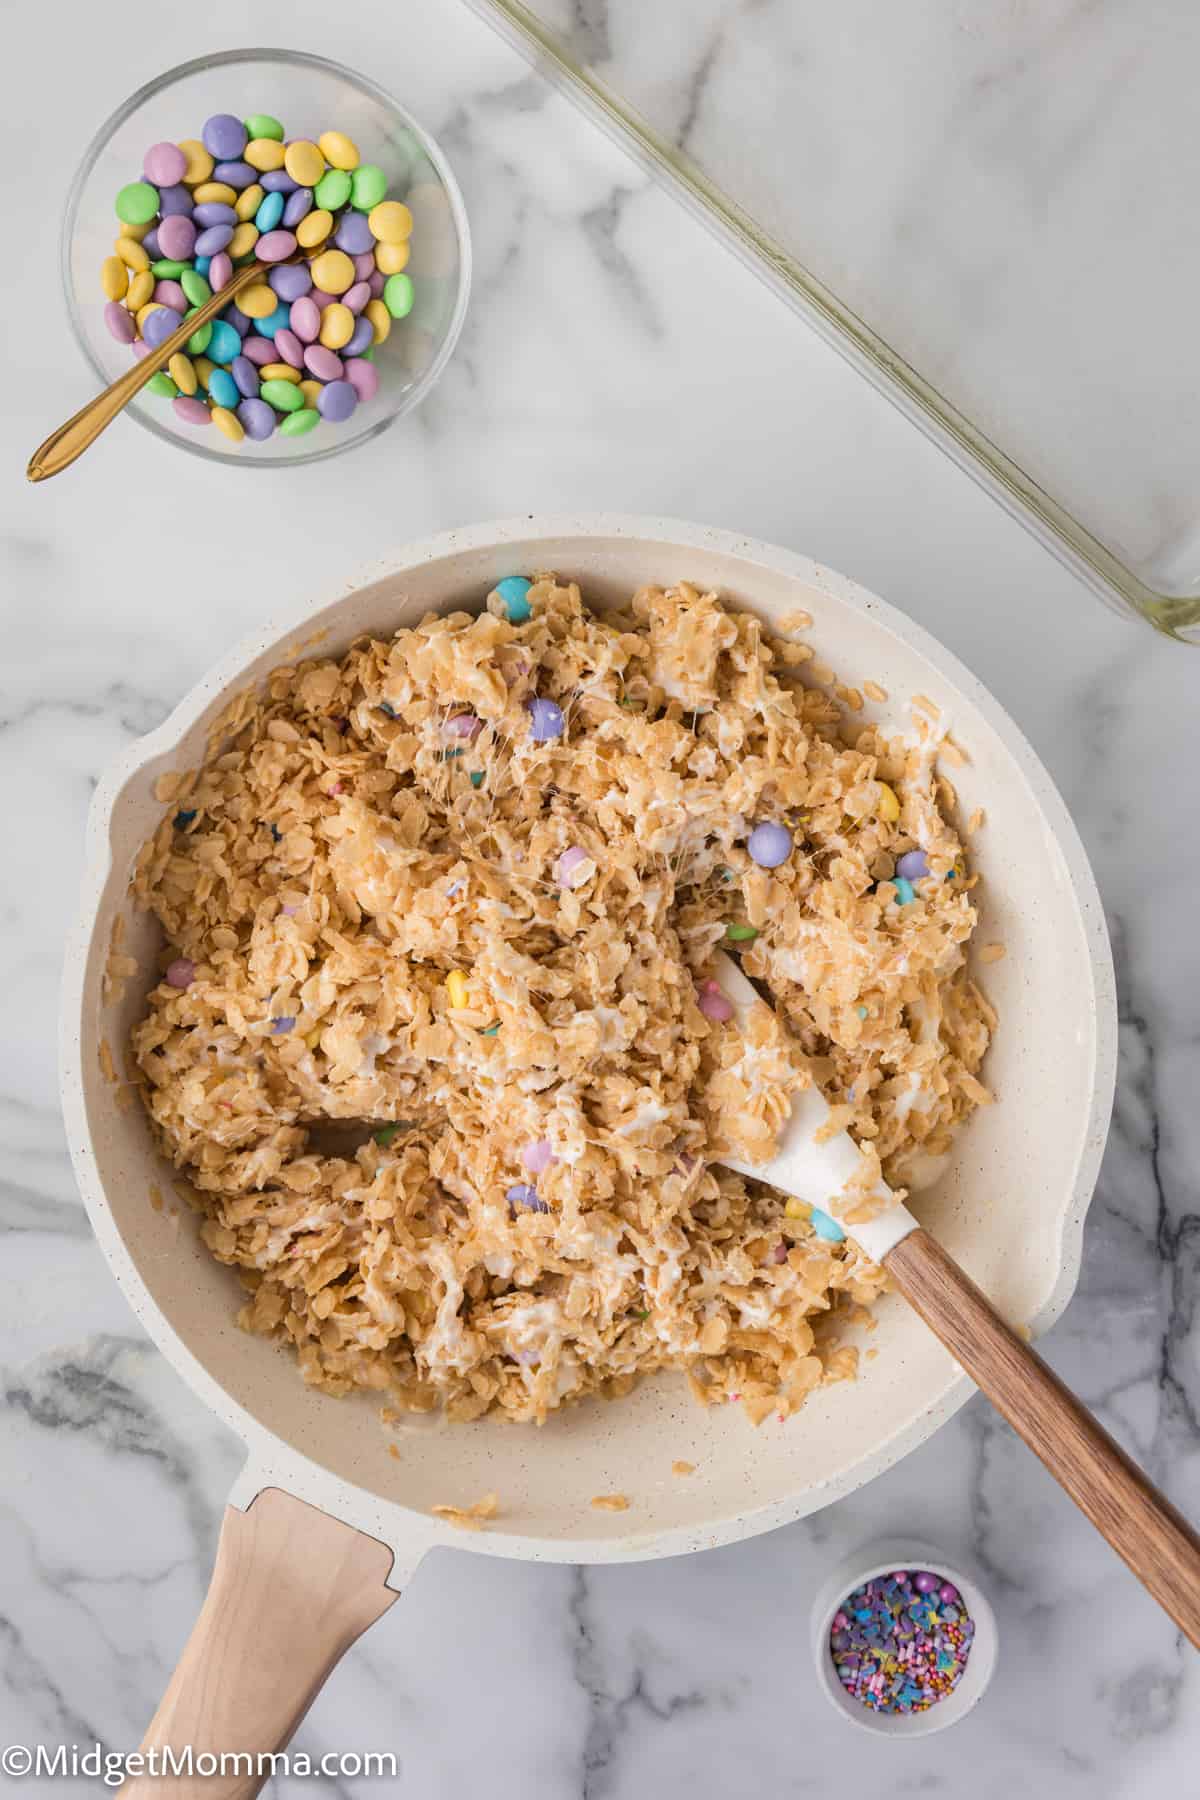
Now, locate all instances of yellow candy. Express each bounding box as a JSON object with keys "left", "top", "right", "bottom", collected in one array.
[
  {"left": 374, "top": 239, "right": 410, "bottom": 276},
  {"left": 194, "top": 356, "right": 216, "bottom": 388},
  {"left": 310, "top": 248, "right": 354, "bottom": 294},
  {"left": 193, "top": 181, "right": 237, "bottom": 207},
  {"left": 136, "top": 300, "right": 165, "bottom": 331},
  {"left": 178, "top": 139, "right": 214, "bottom": 185},
  {"left": 876, "top": 782, "right": 901, "bottom": 823},
  {"left": 245, "top": 136, "right": 286, "bottom": 172},
  {"left": 115, "top": 235, "right": 150, "bottom": 273},
  {"left": 168, "top": 352, "right": 197, "bottom": 395},
  {"left": 117, "top": 218, "right": 150, "bottom": 243},
  {"left": 211, "top": 405, "right": 244, "bottom": 444},
  {"left": 296, "top": 209, "right": 333, "bottom": 250},
  {"left": 784, "top": 1197, "right": 809, "bottom": 1220},
  {"left": 100, "top": 256, "right": 128, "bottom": 300},
  {"left": 367, "top": 201, "right": 413, "bottom": 245},
  {"left": 259, "top": 362, "right": 301, "bottom": 384},
  {"left": 126, "top": 269, "right": 154, "bottom": 310},
  {"left": 446, "top": 971, "right": 470, "bottom": 1009},
  {"left": 235, "top": 183, "right": 265, "bottom": 222},
  {"left": 284, "top": 140, "right": 325, "bottom": 187},
  {"left": 230, "top": 221, "right": 259, "bottom": 259},
  {"left": 238, "top": 283, "right": 278, "bottom": 319},
  {"left": 318, "top": 302, "right": 354, "bottom": 350},
  {"left": 305, "top": 1027, "right": 323, "bottom": 1051},
  {"left": 298, "top": 379, "right": 322, "bottom": 408},
  {"left": 318, "top": 130, "right": 359, "bottom": 170},
  {"left": 364, "top": 298, "right": 391, "bottom": 345}
]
